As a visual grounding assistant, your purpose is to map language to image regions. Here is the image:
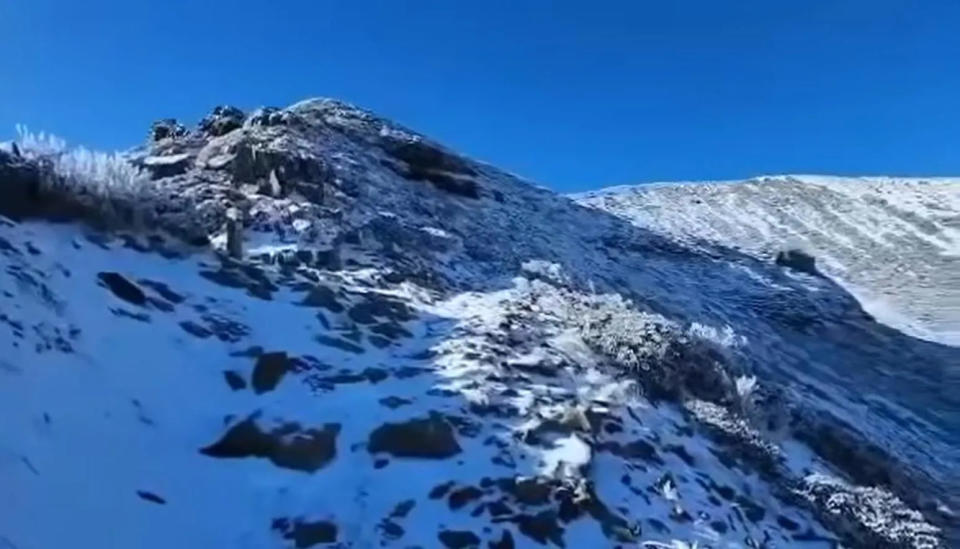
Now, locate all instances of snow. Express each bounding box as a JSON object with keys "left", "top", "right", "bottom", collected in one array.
[
  {"left": 0, "top": 221, "right": 843, "bottom": 548},
  {"left": 575, "top": 175, "right": 960, "bottom": 347},
  {"left": 1, "top": 98, "right": 954, "bottom": 548}
]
